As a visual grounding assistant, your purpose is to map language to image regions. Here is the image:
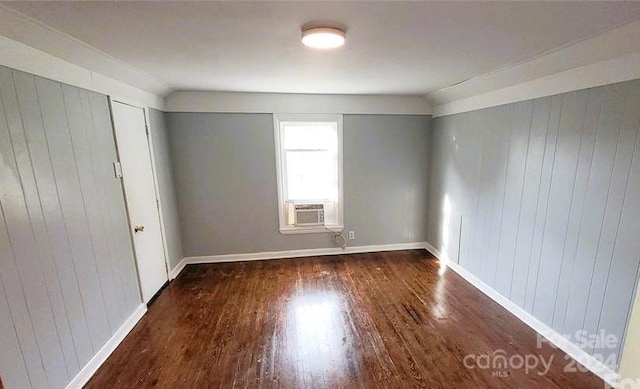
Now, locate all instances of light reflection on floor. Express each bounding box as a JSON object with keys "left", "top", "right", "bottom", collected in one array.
[
  {"left": 433, "top": 270, "right": 449, "bottom": 320},
  {"left": 286, "top": 290, "right": 349, "bottom": 383}
]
